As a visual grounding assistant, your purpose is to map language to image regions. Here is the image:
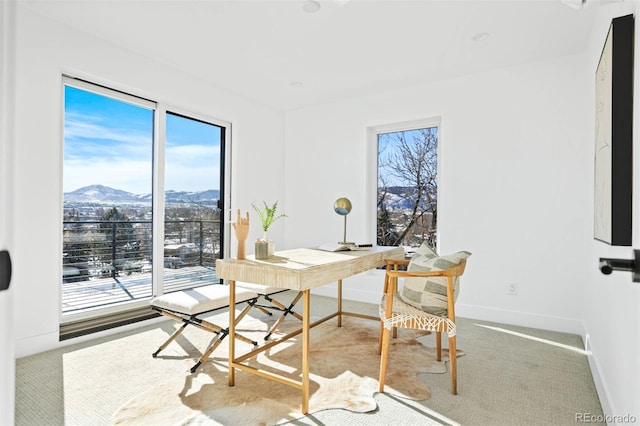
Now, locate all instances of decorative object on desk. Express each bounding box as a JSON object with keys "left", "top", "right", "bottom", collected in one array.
[
  {"left": 317, "top": 242, "right": 372, "bottom": 252},
  {"left": 231, "top": 209, "right": 250, "bottom": 260},
  {"left": 252, "top": 200, "right": 287, "bottom": 259},
  {"left": 112, "top": 315, "right": 463, "bottom": 425},
  {"left": 333, "top": 197, "right": 354, "bottom": 245},
  {"left": 594, "top": 14, "right": 634, "bottom": 246},
  {"left": 254, "top": 239, "right": 274, "bottom": 260}
]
